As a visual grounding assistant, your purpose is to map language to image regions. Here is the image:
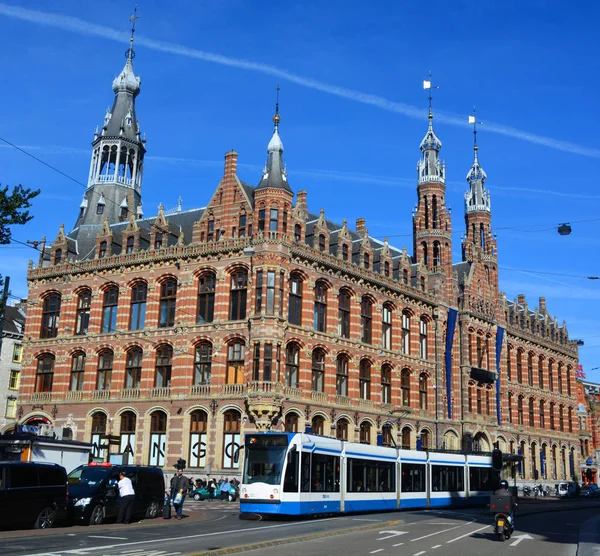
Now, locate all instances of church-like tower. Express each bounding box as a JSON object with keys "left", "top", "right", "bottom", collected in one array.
[
  {"left": 73, "top": 16, "right": 145, "bottom": 230},
  {"left": 412, "top": 78, "right": 453, "bottom": 288}
]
